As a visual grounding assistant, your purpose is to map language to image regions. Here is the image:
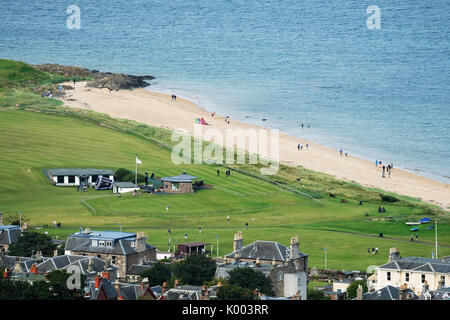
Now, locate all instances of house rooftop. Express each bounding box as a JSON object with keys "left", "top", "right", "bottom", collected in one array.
[
  {"left": 47, "top": 168, "right": 115, "bottom": 176},
  {"left": 161, "top": 174, "right": 198, "bottom": 183},
  {"left": 71, "top": 230, "right": 137, "bottom": 241}
]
